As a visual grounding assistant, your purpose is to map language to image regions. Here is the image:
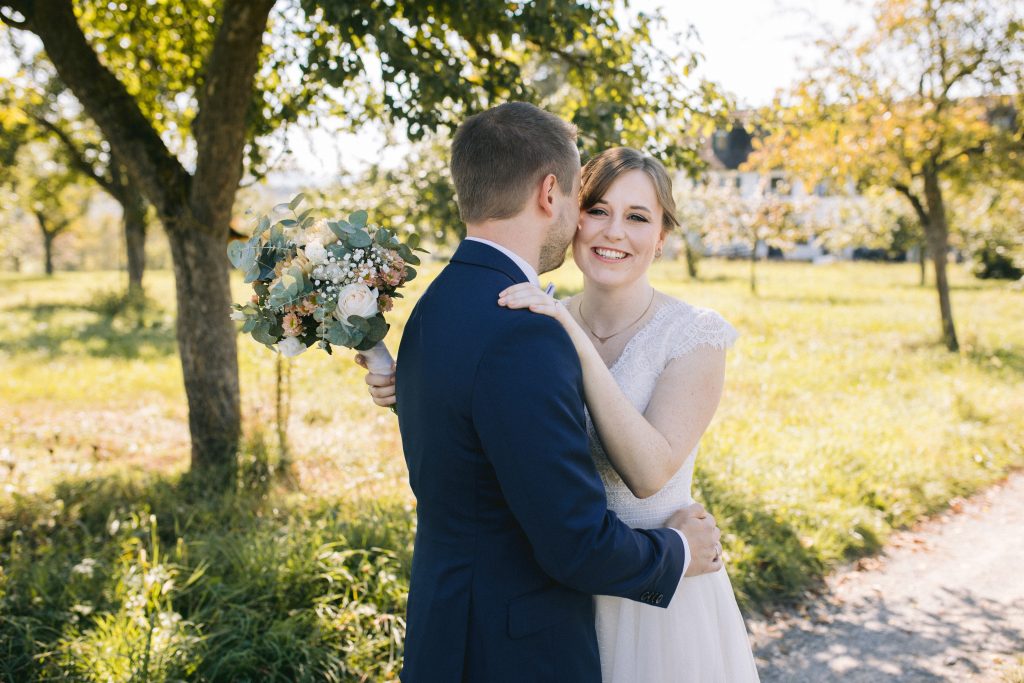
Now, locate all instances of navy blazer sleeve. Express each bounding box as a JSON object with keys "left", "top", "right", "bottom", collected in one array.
[{"left": 471, "top": 313, "right": 686, "bottom": 606}]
